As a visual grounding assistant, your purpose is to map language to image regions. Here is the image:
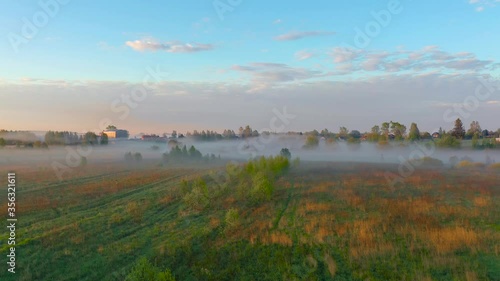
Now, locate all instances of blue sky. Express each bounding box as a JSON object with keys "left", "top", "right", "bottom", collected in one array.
[{"left": 1, "top": 0, "right": 499, "bottom": 134}]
